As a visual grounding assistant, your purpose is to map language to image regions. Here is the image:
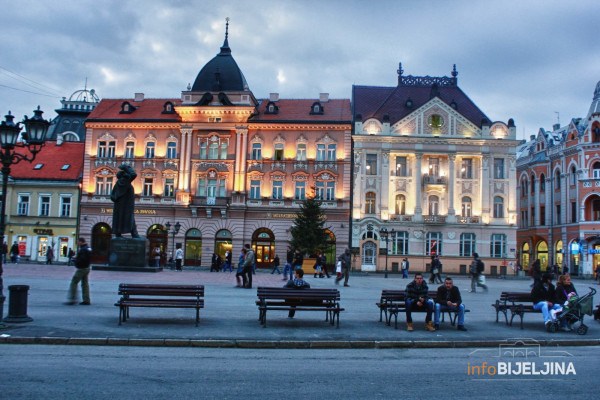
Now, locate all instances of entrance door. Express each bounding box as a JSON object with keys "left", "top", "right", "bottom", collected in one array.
[
  {"left": 91, "top": 223, "right": 111, "bottom": 264},
  {"left": 147, "top": 224, "right": 168, "bottom": 266},
  {"left": 361, "top": 241, "right": 376, "bottom": 271},
  {"left": 252, "top": 228, "right": 274, "bottom": 269},
  {"left": 185, "top": 228, "right": 202, "bottom": 266}
]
